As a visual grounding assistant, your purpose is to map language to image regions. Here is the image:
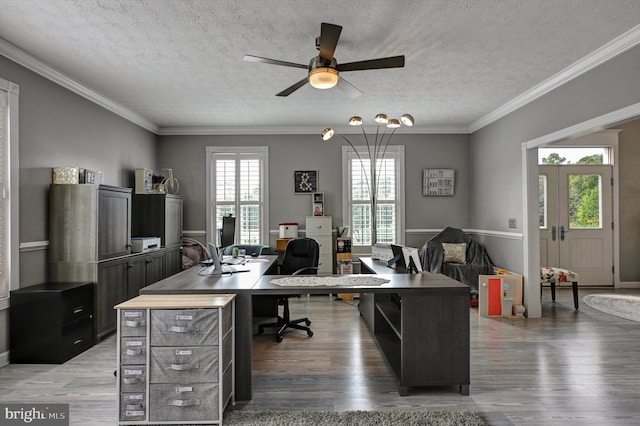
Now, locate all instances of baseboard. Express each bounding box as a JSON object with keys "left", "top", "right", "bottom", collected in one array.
[
  {"left": 0, "top": 350, "right": 9, "bottom": 367},
  {"left": 619, "top": 282, "right": 640, "bottom": 289}
]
